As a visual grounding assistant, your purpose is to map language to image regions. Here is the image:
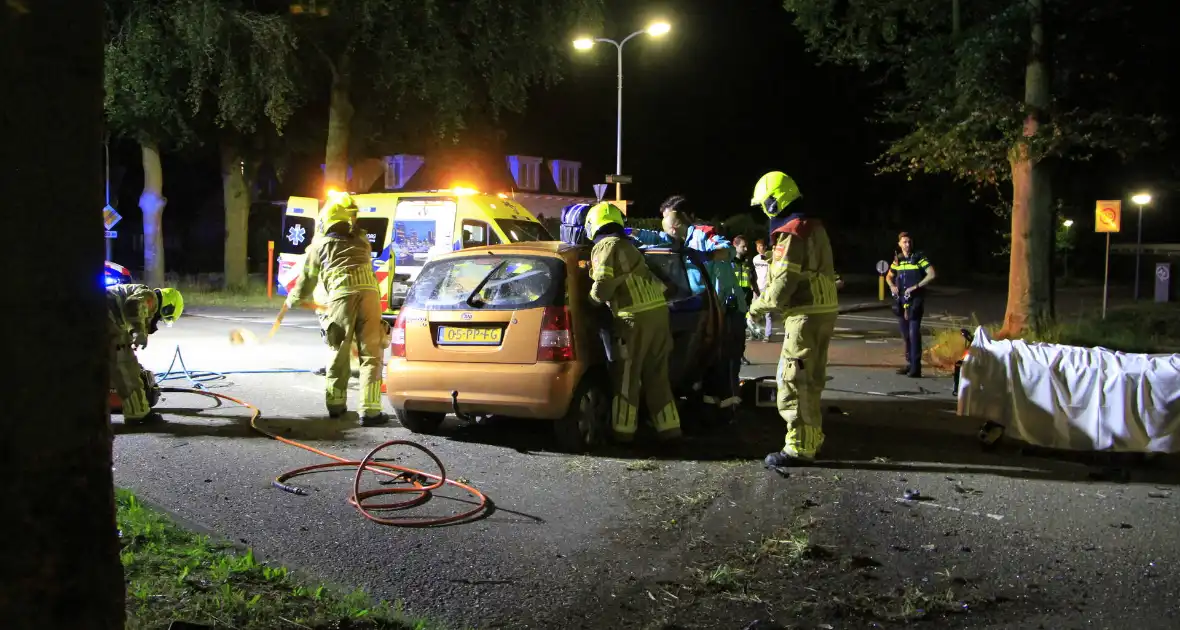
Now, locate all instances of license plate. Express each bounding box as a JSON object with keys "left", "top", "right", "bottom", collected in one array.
[{"left": 437, "top": 326, "right": 503, "bottom": 346}]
